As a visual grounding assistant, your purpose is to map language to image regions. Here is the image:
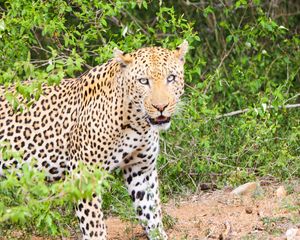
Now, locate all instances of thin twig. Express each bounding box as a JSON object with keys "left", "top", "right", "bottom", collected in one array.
[
  {"left": 274, "top": 11, "right": 300, "bottom": 19},
  {"left": 216, "top": 103, "right": 300, "bottom": 119},
  {"left": 31, "top": 46, "right": 51, "bottom": 54},
  {"left": 203, "top": 42, "right": 235, "bottom": 95},
  {"left": 284, "top": 93, "right": 300, "bottom": 104}
]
